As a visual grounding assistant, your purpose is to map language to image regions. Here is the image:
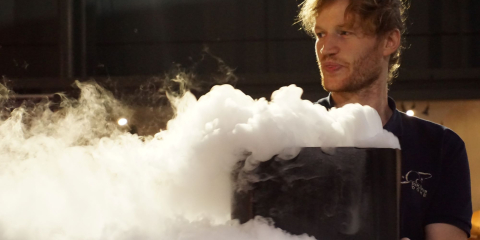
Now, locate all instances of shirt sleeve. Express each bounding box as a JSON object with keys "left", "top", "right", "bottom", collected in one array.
[{"left": 424, "top": 128, "right": 473, "bottom": 237}]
